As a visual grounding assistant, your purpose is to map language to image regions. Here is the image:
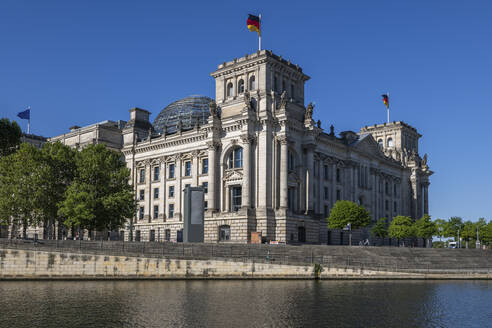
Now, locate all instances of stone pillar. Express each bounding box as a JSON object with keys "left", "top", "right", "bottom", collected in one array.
[
  {"left": 305, "top": 145, "right": 314, "bottom": 214},
  {"left": 242, "top": 135, "right": 252, "bottom": 208},
  {"left": 175, "top": 156, "right": 182, "bottom": 220},
  {"left": 207, "top": 142, "right": 217, "bottom": 212},
  {"left": 160, "top": 158, "right": 166, "bottom": 221},
  {"left": 279, "top": 136, "right": 288, "bottom": 209},
  {"left": 145, "top": 160, "right": 151, "bottom": 223},
  {"left": 332, "top": 163, "right": 337, "bottom": 206}
]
